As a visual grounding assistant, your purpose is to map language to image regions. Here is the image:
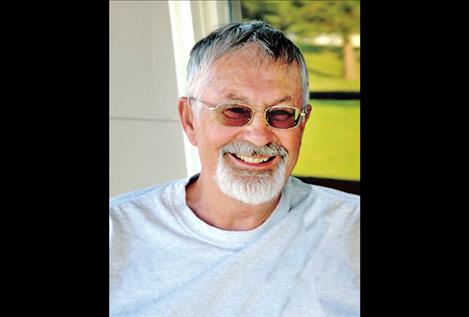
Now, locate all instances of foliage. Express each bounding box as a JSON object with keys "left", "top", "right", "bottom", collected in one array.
[
  {"left": 241, "top": 1, "right": 361, "bottom": 81},
  {"left": 300, "top": 44, "right": 360, "bottom": 91},
  {"left": 241, "top": 0, "right": 360, "bottom": 38}
]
